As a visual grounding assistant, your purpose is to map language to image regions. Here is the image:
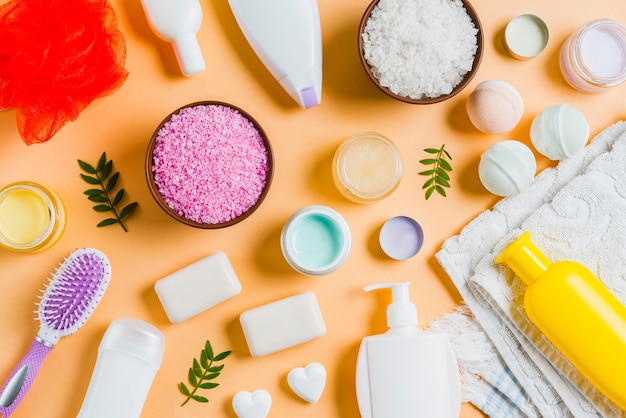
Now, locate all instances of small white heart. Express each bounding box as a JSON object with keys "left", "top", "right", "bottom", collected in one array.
[
  {"left": 232, "top": 390, "right": 272, "bottom": 418},
  {"left": 287, "top": 362, "right": 326, "bottom": 403}
]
